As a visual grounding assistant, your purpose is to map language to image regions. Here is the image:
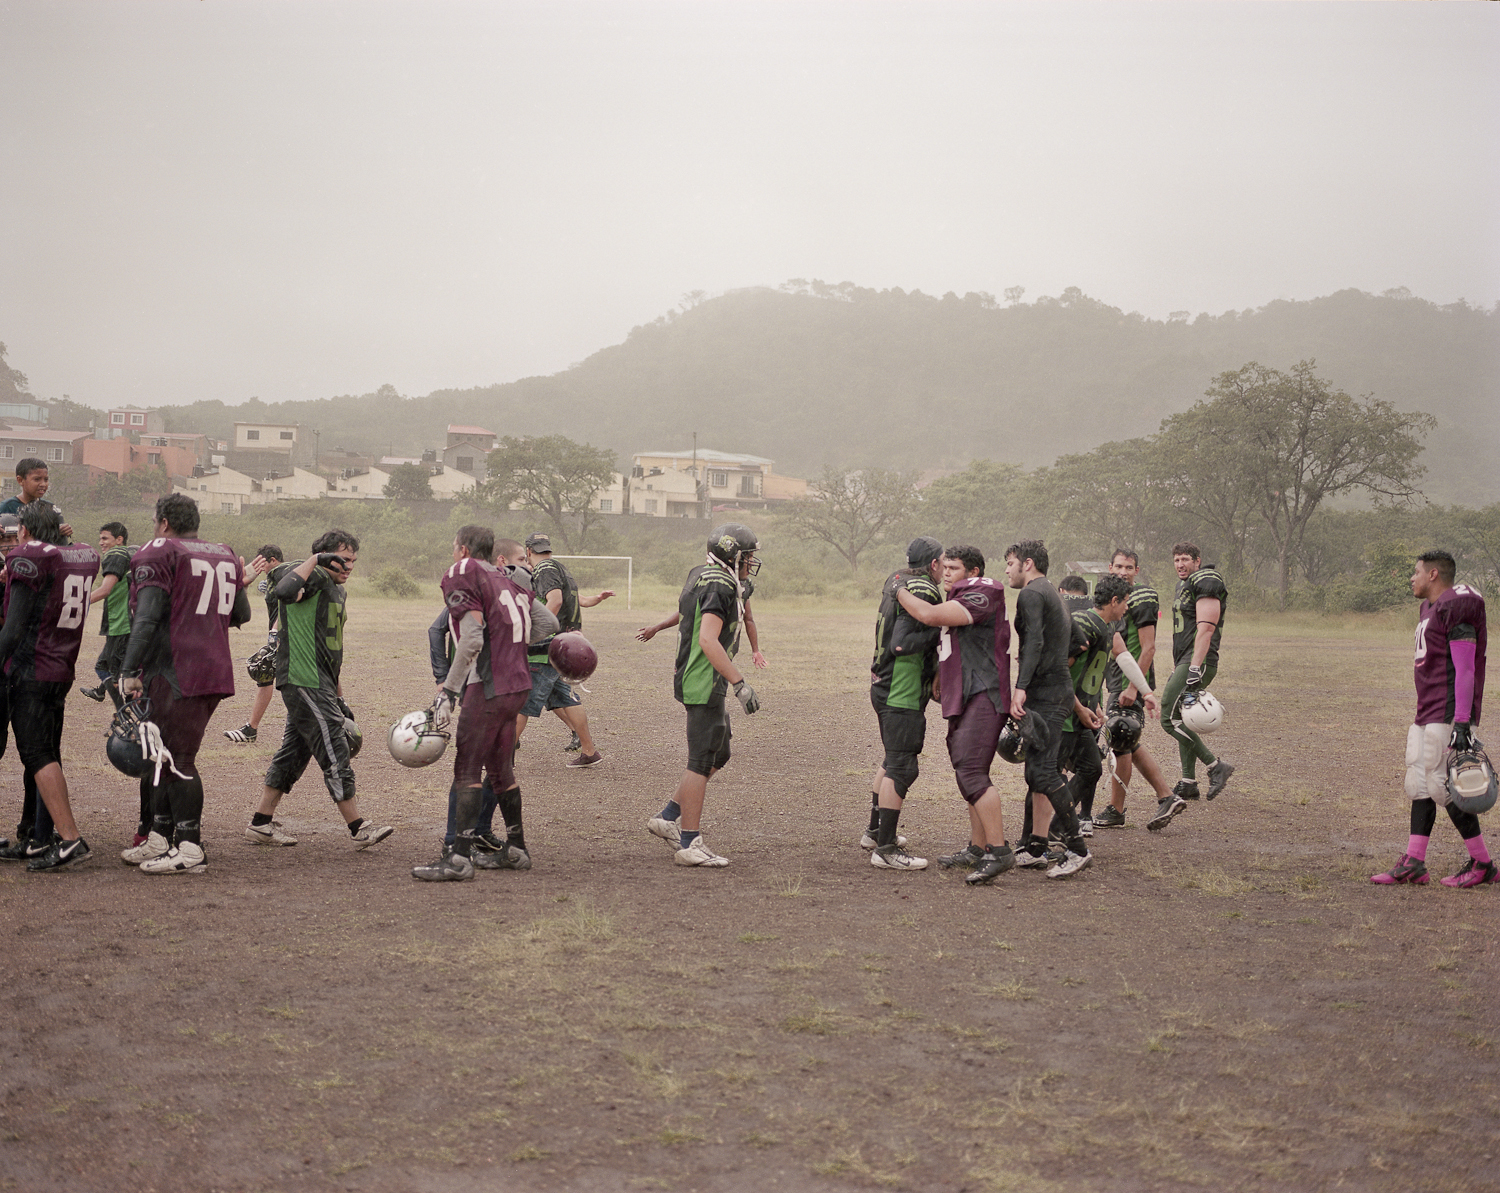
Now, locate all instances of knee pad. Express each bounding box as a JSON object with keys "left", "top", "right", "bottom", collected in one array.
[{"left": 883, "top": 751, "right": 919, "bottom": 797}]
